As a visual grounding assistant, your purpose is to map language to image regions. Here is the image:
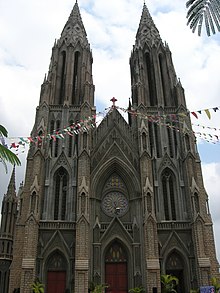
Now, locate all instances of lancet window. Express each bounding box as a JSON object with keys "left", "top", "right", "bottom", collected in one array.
[
  {"left": 161, "top": 168, "right": 177, "bottom": 220},
  {"left": 54, "top": 167, "right": 68, "bottom": 220}
]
